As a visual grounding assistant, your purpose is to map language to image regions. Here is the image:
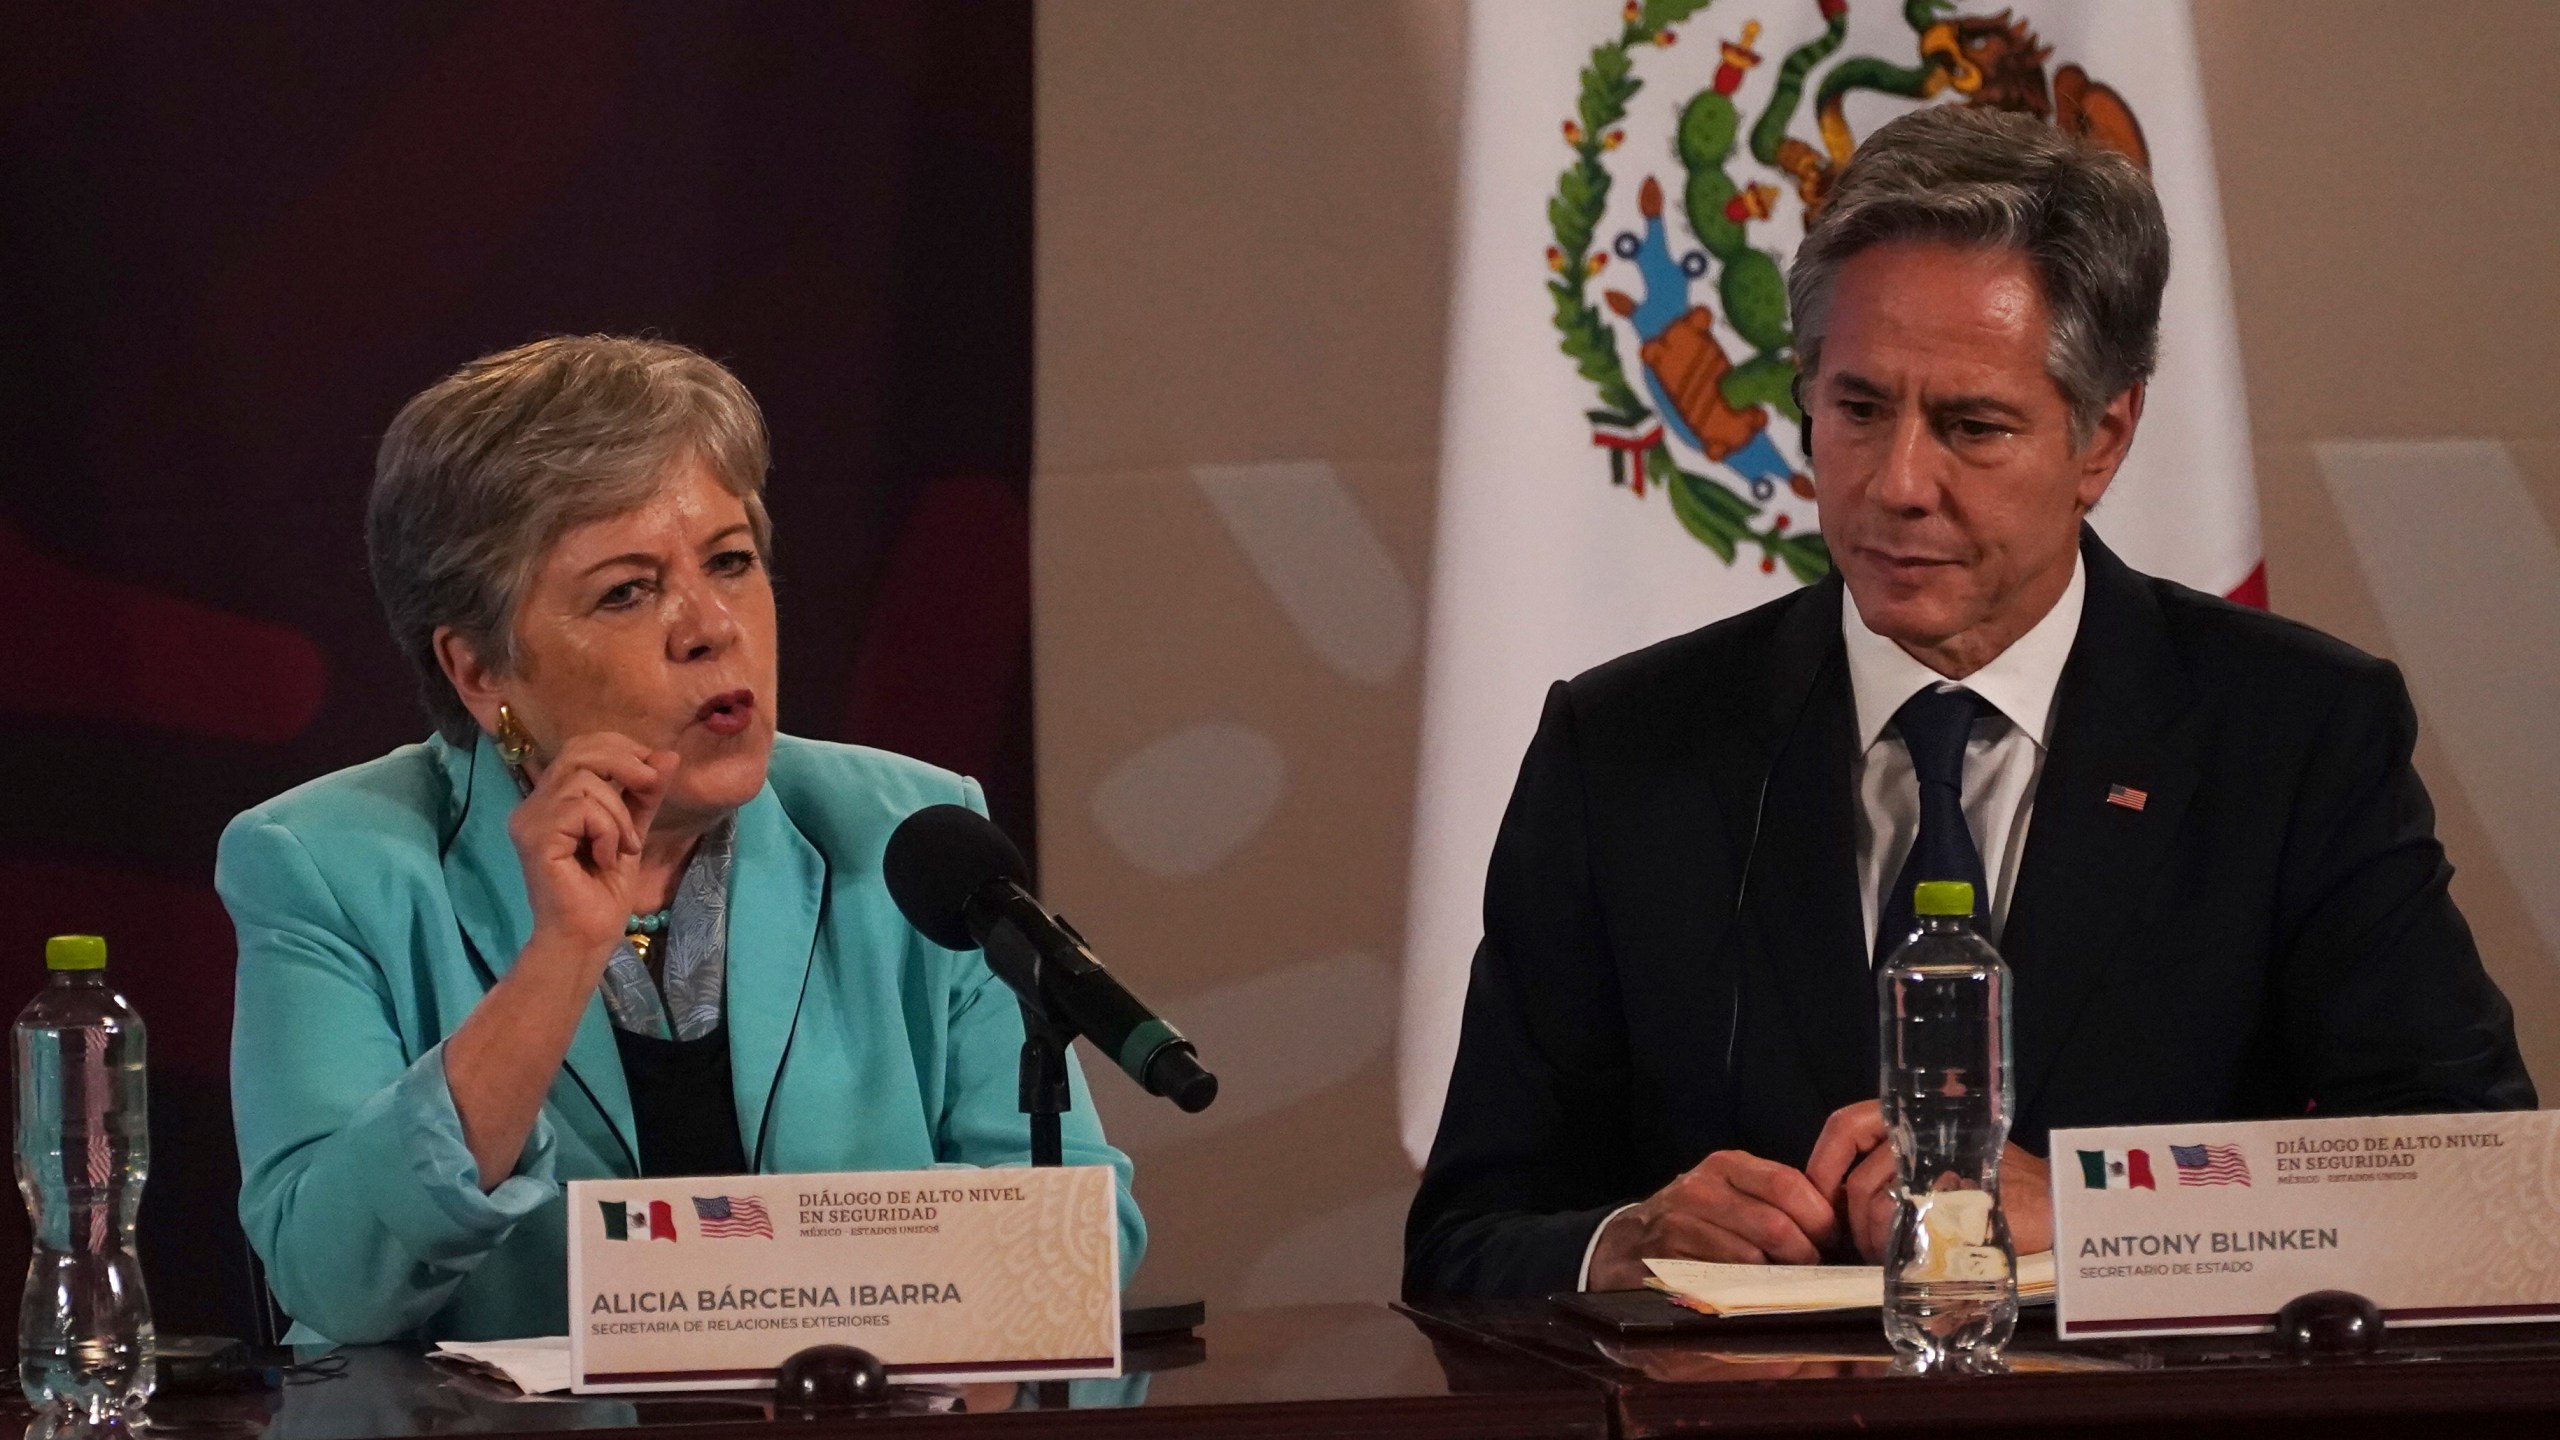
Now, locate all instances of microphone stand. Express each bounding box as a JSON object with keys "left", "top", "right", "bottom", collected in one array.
[
  {"left": 968, "top": 905, "right": 1197, "bottom": 1410},
  {"left": 989, "top": 927, "right": 1071, "bottom": 1168},
  {"left": 987, "top": 927, "right": 1074, "bottom": 1412},
  {"left": 1017, "top": 1000, "right": 1072, "bottom": 1169}
]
